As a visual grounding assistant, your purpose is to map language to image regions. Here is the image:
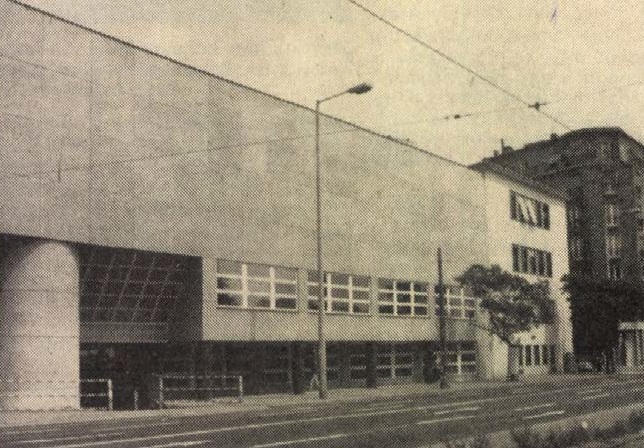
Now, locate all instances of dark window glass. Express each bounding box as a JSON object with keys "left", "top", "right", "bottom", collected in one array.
[
  {"left": 543, "top": 204, "right": 550, "bottom": 229},
  {"left": 525, "top": 345, "right": 532, "bottom": 366},
  {"left": 512, "top": 245, "right": 520, "bottom": 272},
  {"left": 533, "top": 345, "right": 541, "bottom": 365}
]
